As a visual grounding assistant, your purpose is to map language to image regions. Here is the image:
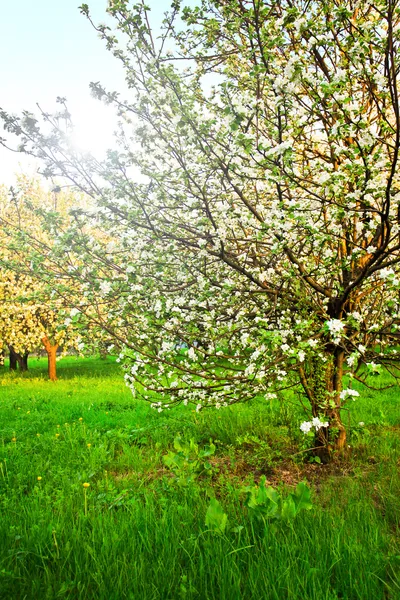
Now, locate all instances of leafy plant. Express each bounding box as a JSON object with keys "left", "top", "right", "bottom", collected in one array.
[
  {"left": 243, "top": 477, "right": 313, "bottom": 525},
  {"left": 205, "top": 498, "right": 228, "bottom": 534},
  {"left": 163, "top": 436, "right": 216, "bottom": 485},
  {"left": 235, "top": 433, "right": 282, "bottom": 468}
]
